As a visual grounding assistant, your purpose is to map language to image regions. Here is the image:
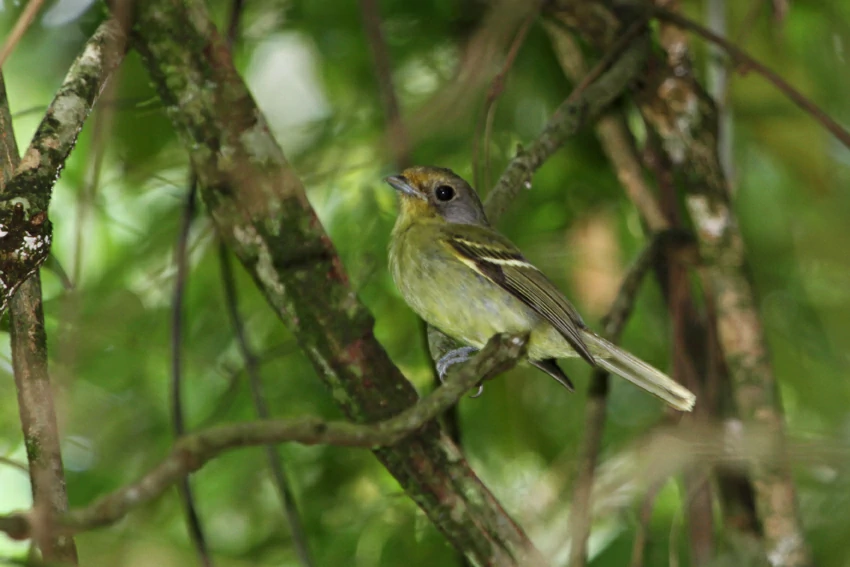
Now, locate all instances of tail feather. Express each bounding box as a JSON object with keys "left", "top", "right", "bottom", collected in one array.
[{"left": 582, "top": 332, "right": 696, "bottom": 412}]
